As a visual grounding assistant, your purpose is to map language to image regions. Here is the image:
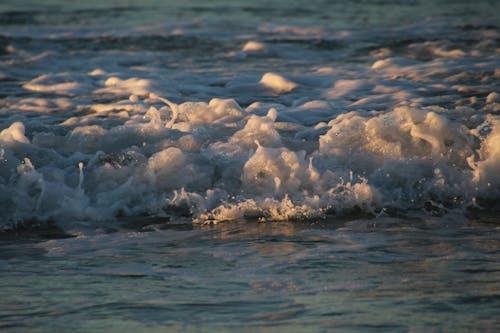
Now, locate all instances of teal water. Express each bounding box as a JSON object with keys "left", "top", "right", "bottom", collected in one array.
[
  {"left": 1, "top": 0, "right": 498, "bottom": 29},
  {"left": 1, "top": 215, "right": 499, "bottom": 332}
]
